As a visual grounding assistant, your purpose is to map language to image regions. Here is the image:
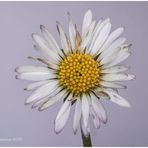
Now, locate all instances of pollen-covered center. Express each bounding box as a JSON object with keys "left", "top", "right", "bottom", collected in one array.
[{"left": 58, "top": 53, "right": 100, "bottom": 96}]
